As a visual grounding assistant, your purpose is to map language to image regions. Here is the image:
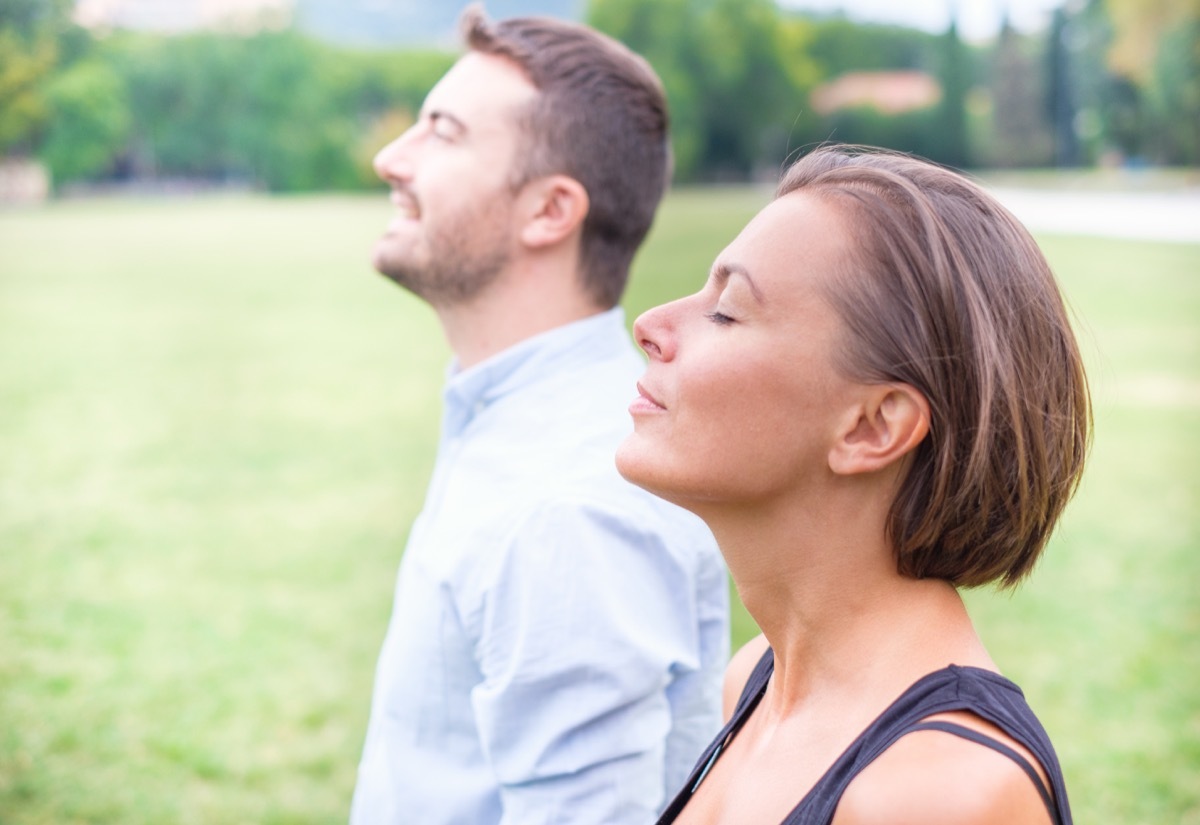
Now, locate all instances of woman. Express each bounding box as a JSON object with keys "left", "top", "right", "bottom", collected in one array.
[{"left": 617, "top": 145, "right": 1088, "bottom": 825}]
